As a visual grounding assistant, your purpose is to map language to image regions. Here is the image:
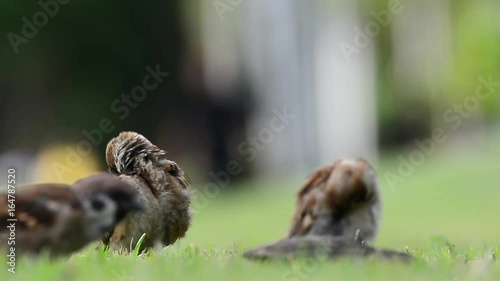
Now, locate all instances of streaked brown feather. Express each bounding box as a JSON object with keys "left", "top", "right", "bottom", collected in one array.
[
  {"left": 103, "top": 131, "right": 192, "bottom": 251},
  {"left": 287, "top": 159, "right": 375, "bottom": 238},
  {"left": 288, "top": 164, "right": 335, "bottom": 237},
  {"left": 0, "top": 184, "right": 80, "bottom": 232}
]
